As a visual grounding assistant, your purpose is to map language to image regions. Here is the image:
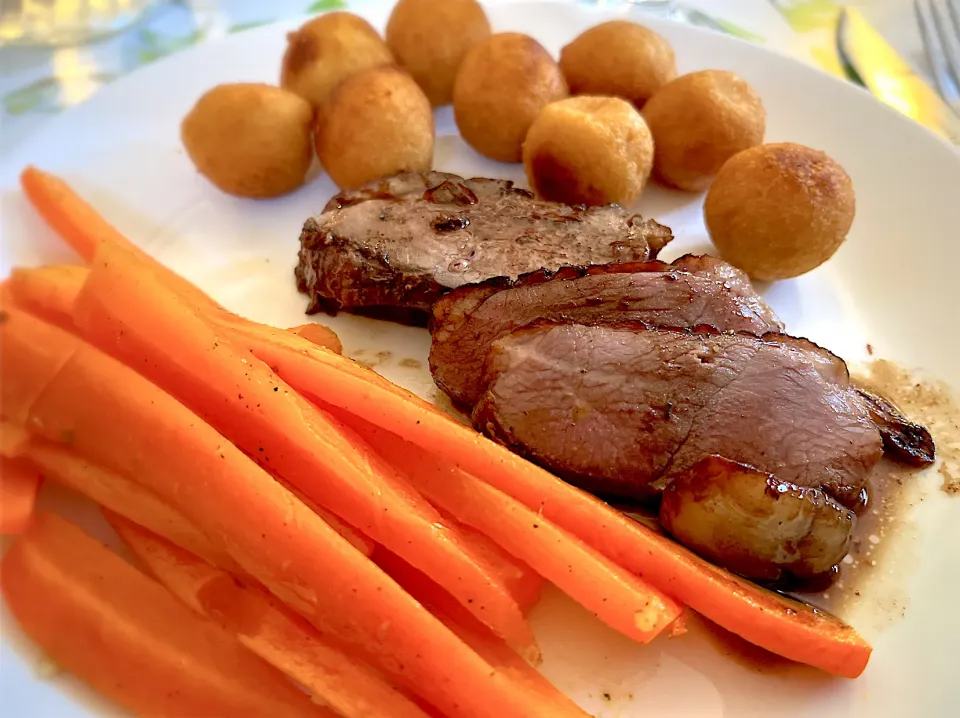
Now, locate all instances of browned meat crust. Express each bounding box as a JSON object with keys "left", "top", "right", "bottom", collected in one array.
[
  {"left": 429, "top": 254, "right": 783, "bottom": 407},
  {"left": 295, "top": 171, "right": 672, "bottom": 323}
]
